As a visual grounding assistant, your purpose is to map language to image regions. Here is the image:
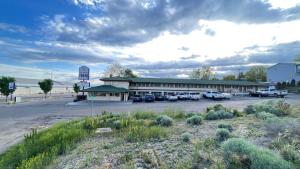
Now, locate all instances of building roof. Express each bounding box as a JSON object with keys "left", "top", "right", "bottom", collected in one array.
[
  {"left": 268, "top": 63, "right": 299, "bottom": 69},
  {"left": 101, "top": 77, "right": 267, "bottom": 86},
  {"left": 82, "top": 85, "right": 128, "bottom": 93}
]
